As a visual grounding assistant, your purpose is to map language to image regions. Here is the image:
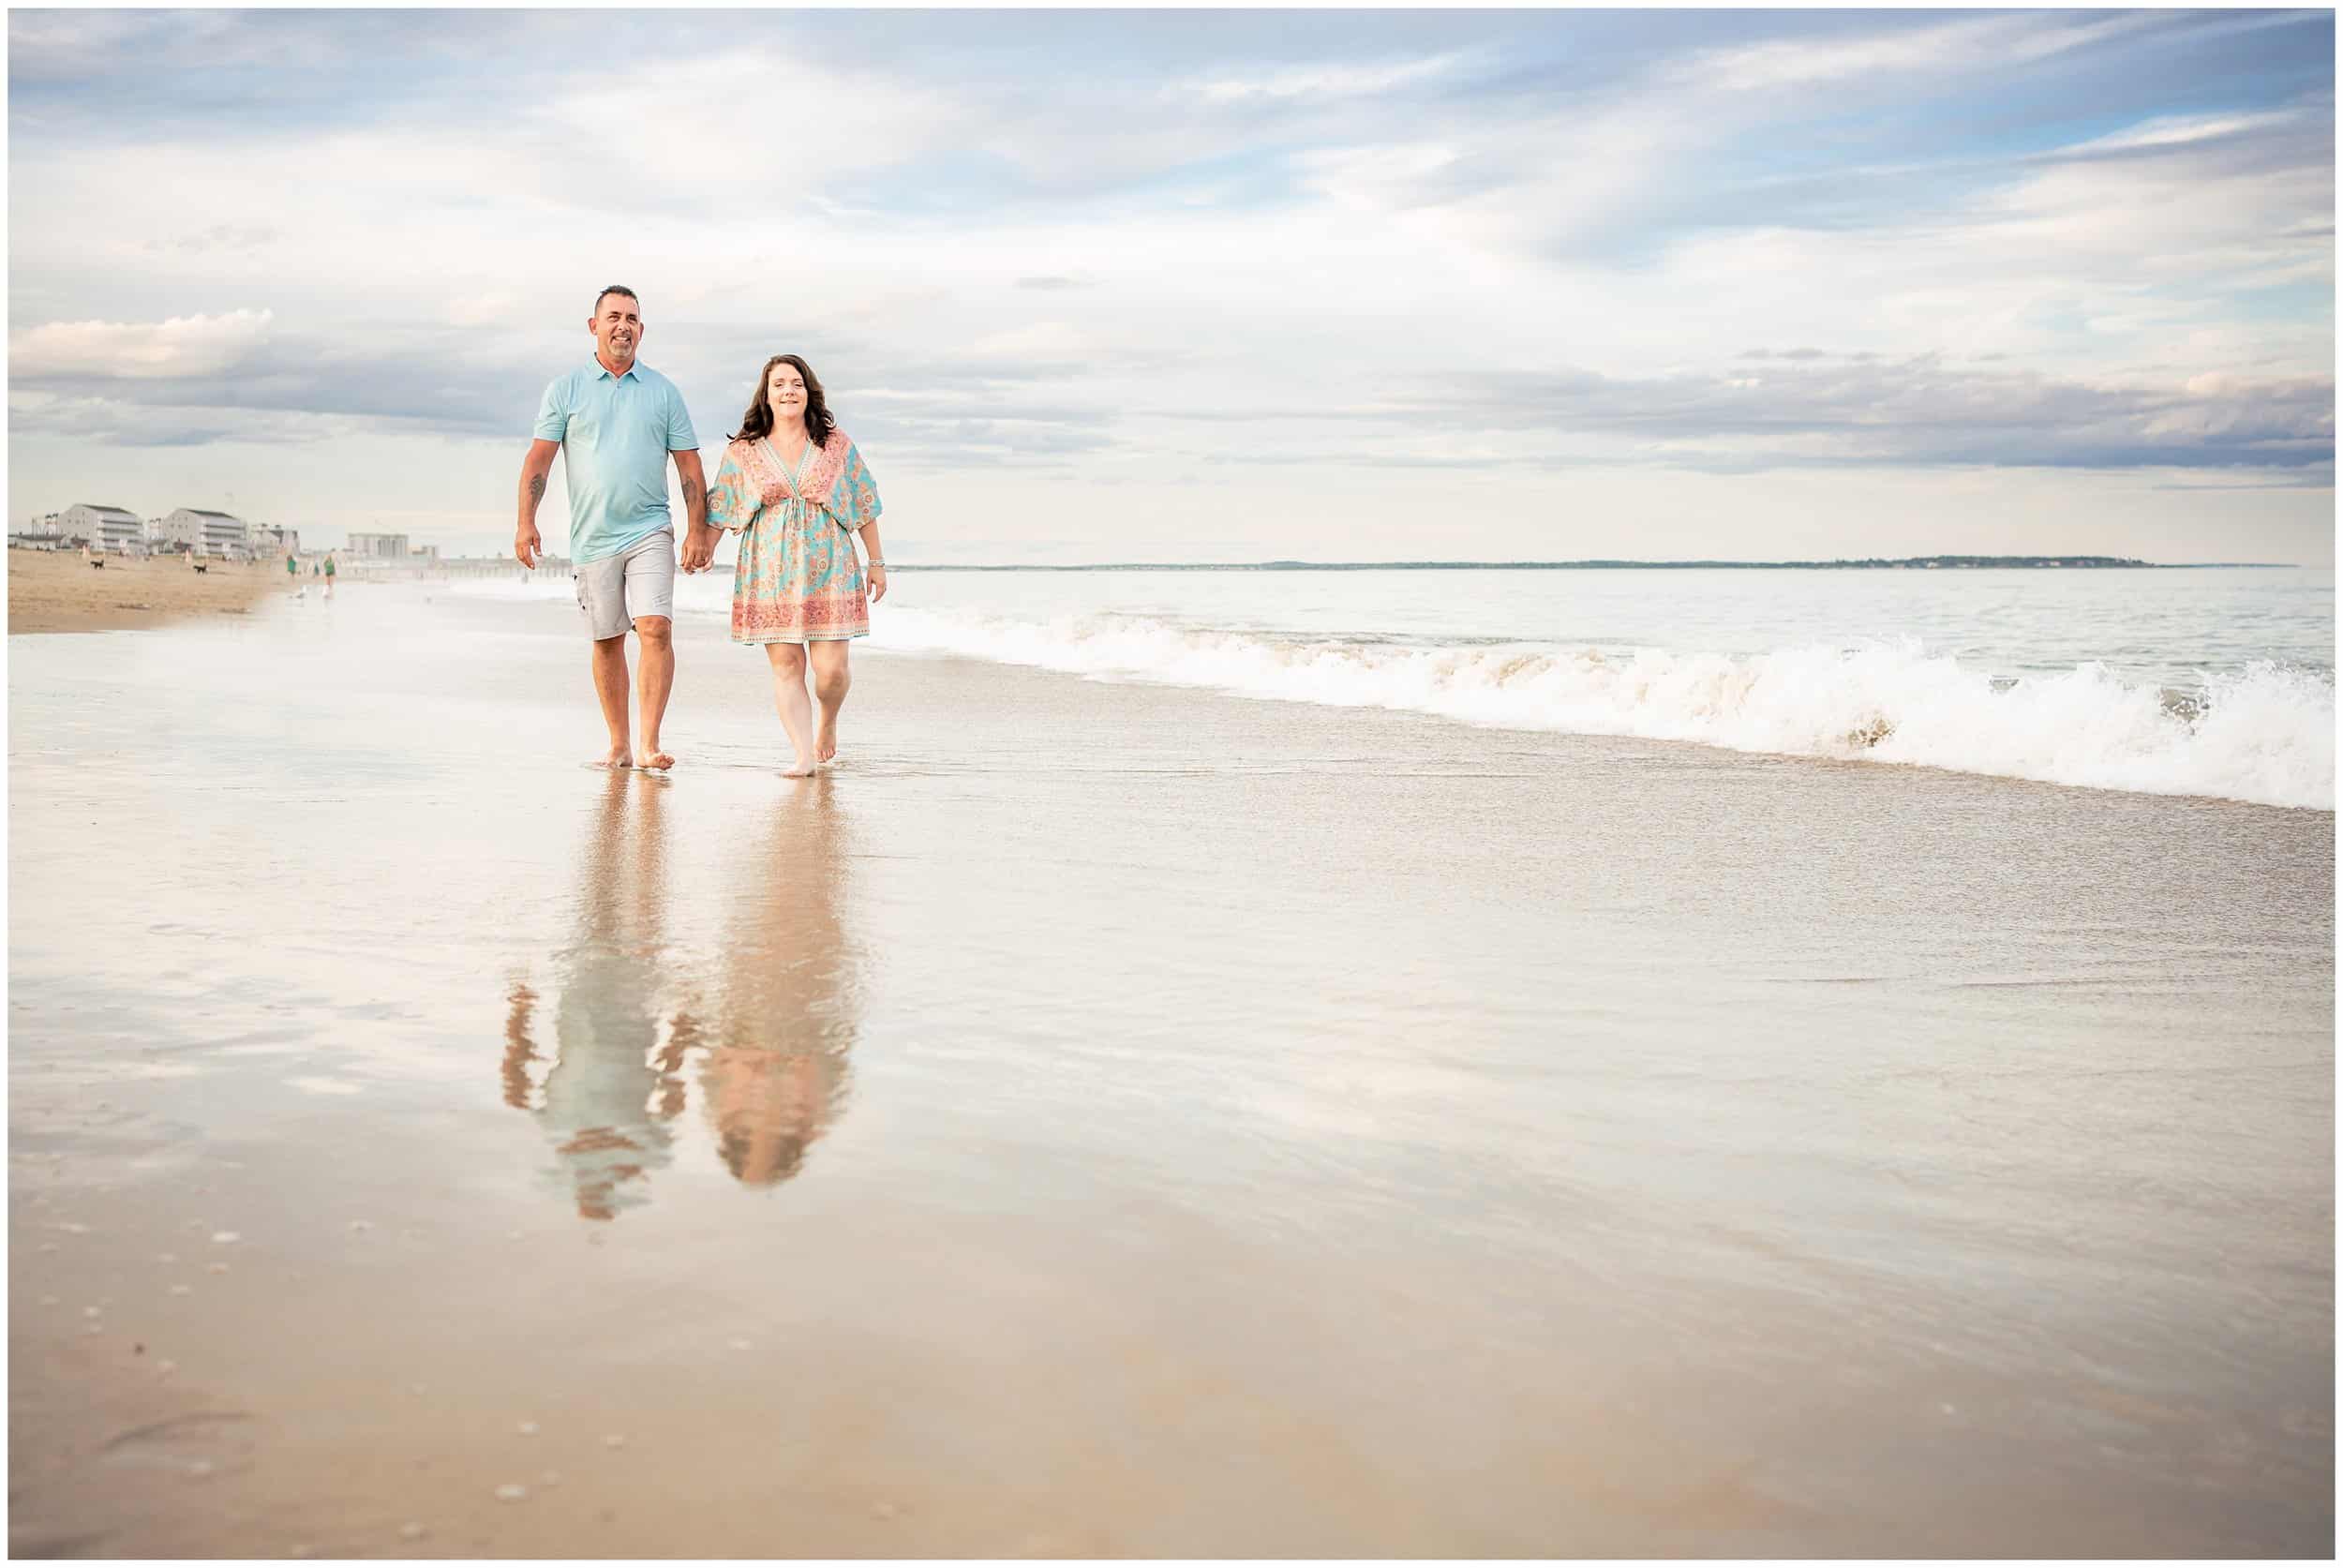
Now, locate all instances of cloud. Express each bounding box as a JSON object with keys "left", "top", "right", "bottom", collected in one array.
[
  {"left": 10, "top": 308, "right": 276, "bottom": 379},
  {"left": 2058, "top": 111, "right": 2304, "bottom": 157},
  {"left": 1172, "top": 52, "right": 1470, "bottom": 104},
  {"left": 7, "top": 9, "right": 2330, "bottom": 559},
  {"left": 1408, "top": 359, "right": 2336, "bottom": 473},
  {"left": 141, "top": 224, "right": 278, "bottom": 256},
  {"left": 1669, "top": 11, "right": 2151, "bottom": 95}
]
